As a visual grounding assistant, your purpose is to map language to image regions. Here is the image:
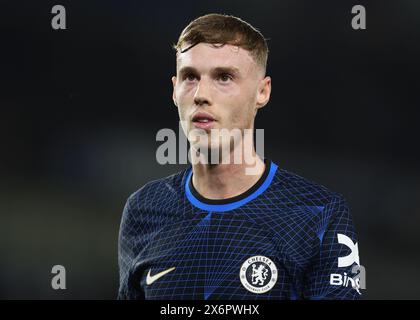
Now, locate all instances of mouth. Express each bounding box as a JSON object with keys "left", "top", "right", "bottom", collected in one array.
[{"left": 191, "top": 112, "right": 216, "bottom": 130}]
